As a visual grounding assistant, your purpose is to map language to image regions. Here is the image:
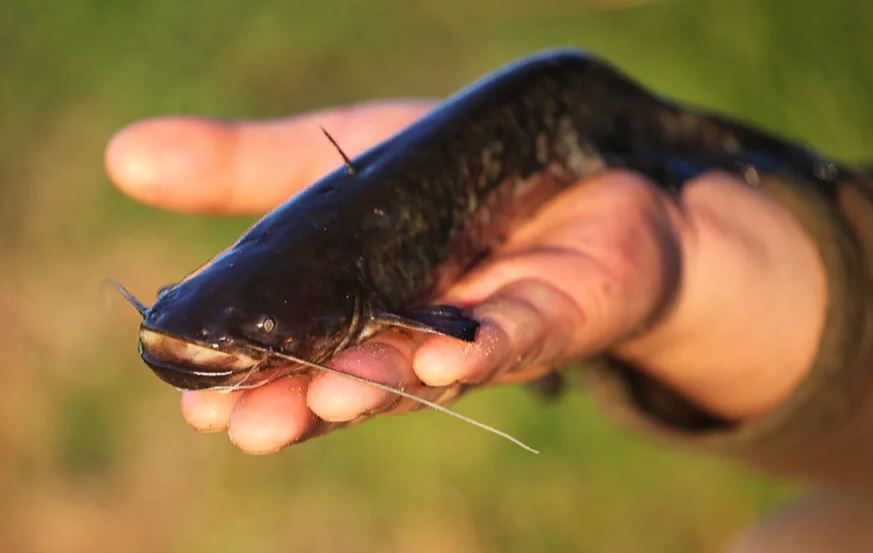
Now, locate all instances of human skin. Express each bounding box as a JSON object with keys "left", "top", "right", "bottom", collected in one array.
[{"left": 105, "top": 101, "right": 828, "bottom": 455}]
